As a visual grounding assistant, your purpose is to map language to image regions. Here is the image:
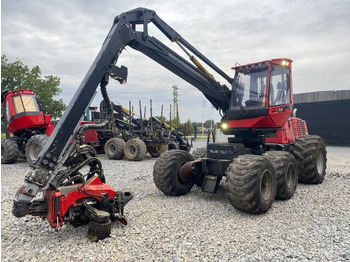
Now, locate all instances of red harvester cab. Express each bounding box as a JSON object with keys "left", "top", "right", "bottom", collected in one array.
[
  {"left": 1, "top": 89, "right": 99, "bottom": 165},
  {"left": 3, "top": 89, "right": 51, "bottom": 136},
  {"left": 221, "top": 58, "right": 308, "bottom": 145}
]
